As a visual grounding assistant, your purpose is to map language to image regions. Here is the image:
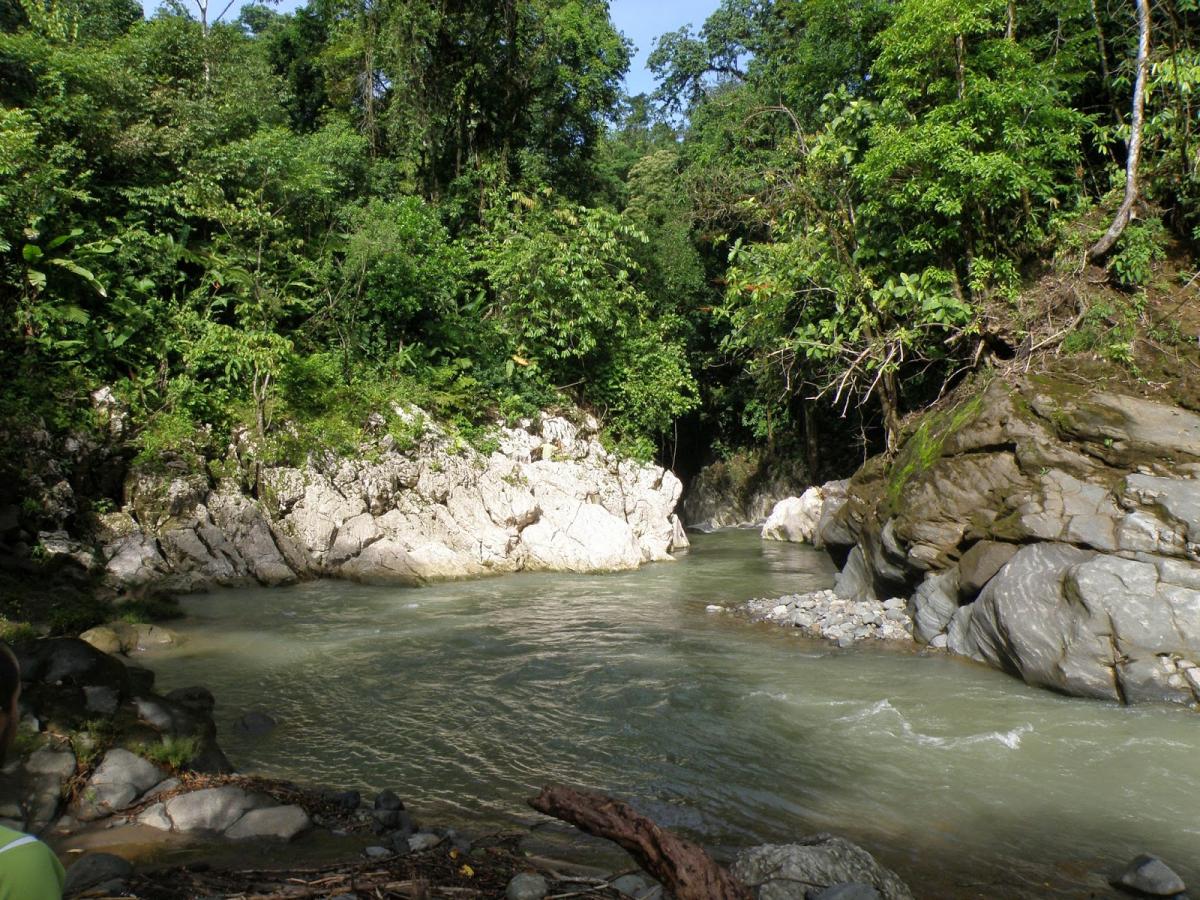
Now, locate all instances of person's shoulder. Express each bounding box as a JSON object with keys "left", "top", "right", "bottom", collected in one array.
[{"left": 0, "top": 826, "right": 66, "bottom": 898}]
